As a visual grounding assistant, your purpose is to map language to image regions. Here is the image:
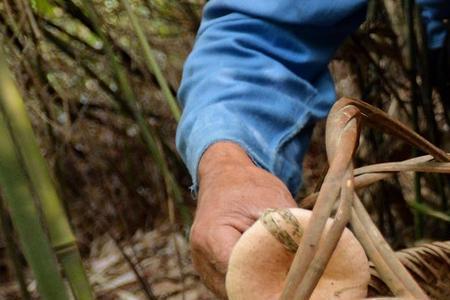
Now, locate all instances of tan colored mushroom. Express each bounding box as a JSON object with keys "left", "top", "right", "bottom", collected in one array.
[{"left": 226, "top": 208, "right": 370, "bottom": 300}]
